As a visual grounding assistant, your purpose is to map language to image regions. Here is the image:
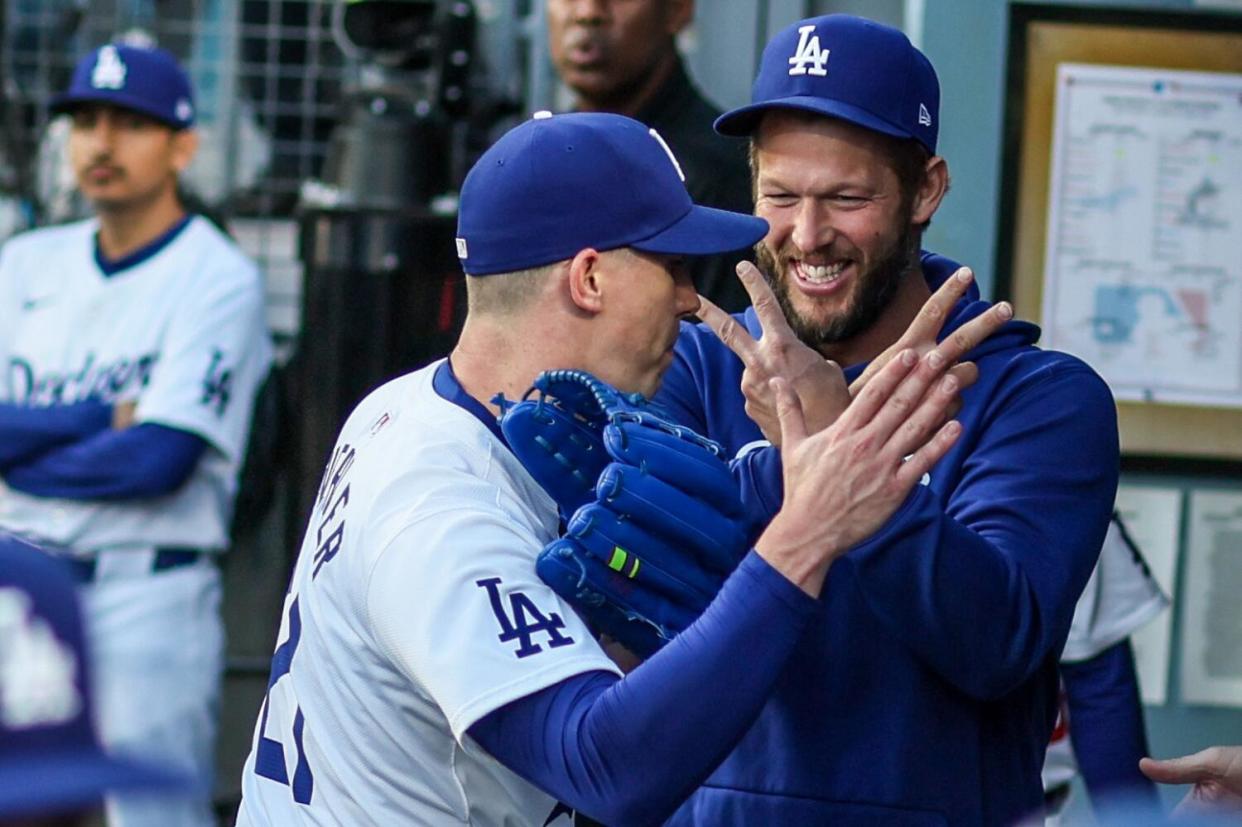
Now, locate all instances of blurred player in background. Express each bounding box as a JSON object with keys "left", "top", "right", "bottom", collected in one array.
[
  {"left": 0, "top": 43, "right": 272, "bottom": 827},
  {"left": 0, "top": 532, "right": 190, "bottom": 827},
  {"left": 1044, "top": 513, "right": 1169, "bottom": 821},
  {"left": 546, "top": 0, "right": 754, "bottom": 312}
]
